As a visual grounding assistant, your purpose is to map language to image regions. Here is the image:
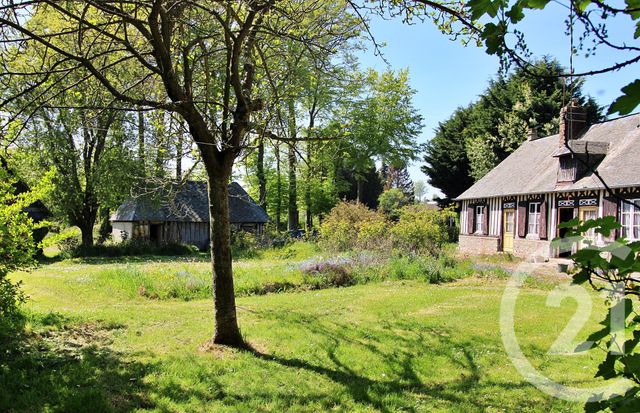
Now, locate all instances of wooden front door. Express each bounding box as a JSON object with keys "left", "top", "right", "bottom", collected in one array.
[
  {"left": 579, "top": 207, "right": 598, "bottom": 249},
  {"left": 503, "top": 209, "right": 515, "bottom": 253}
]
